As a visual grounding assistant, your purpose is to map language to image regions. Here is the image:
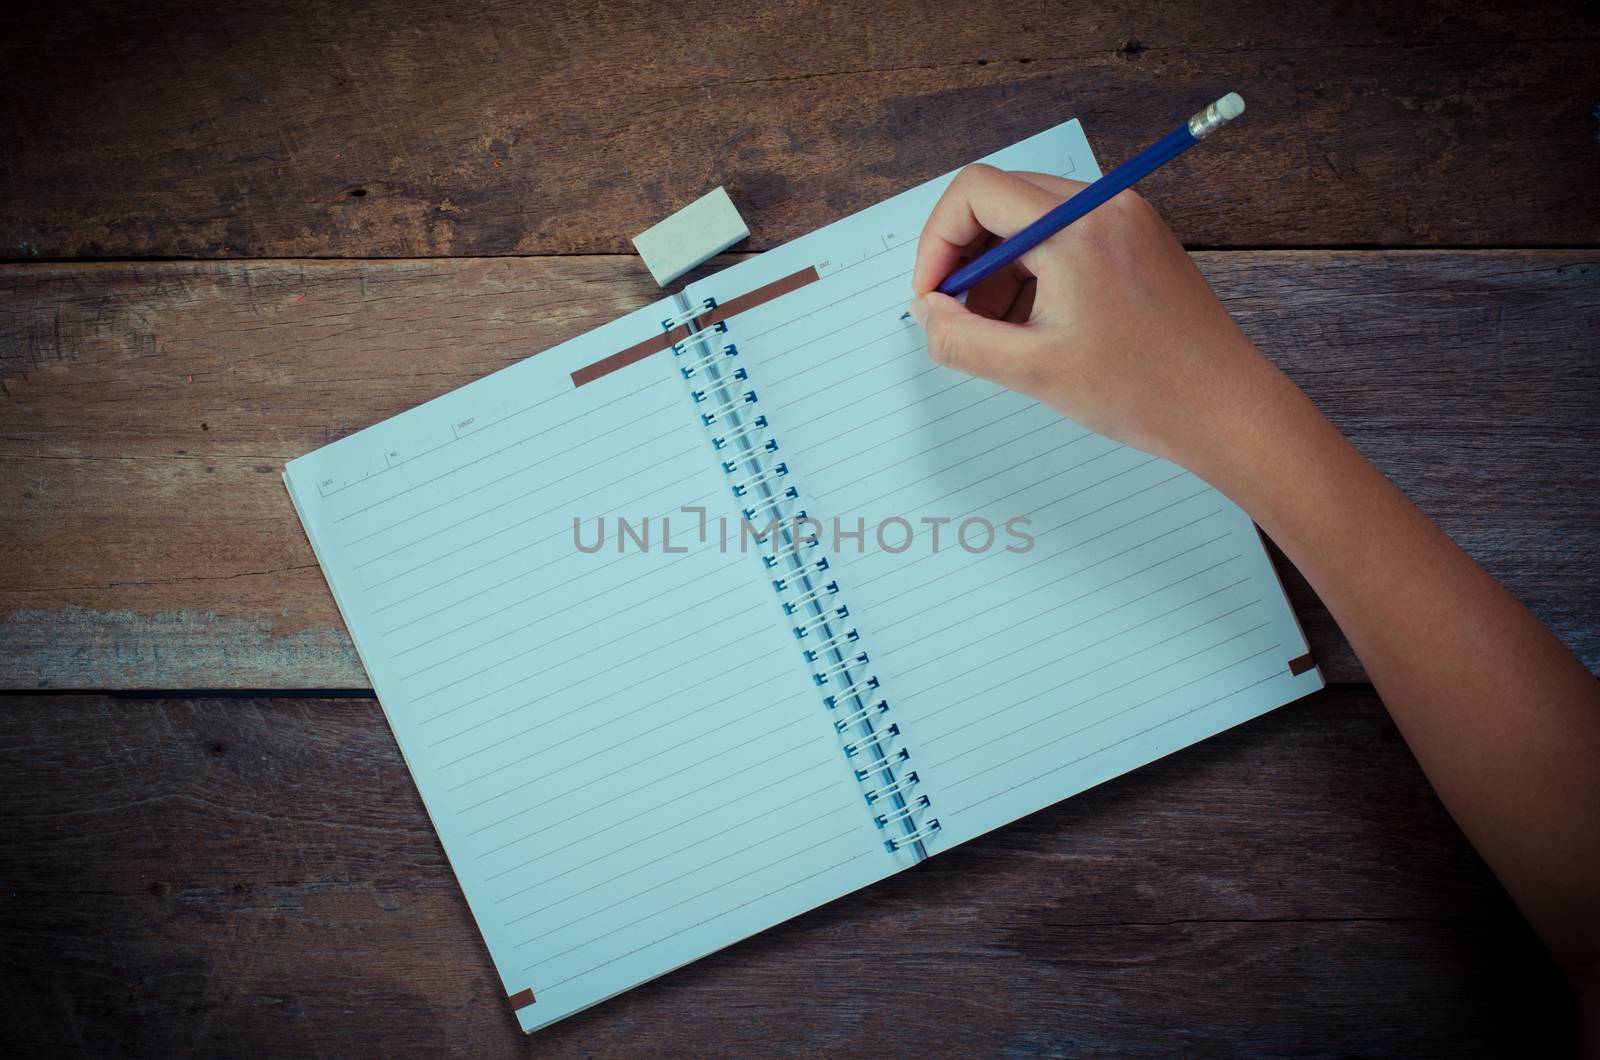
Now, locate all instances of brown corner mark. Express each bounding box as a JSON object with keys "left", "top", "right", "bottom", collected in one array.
[
  {"left": 509, "top": 987, "right": 536, "bottom": 1009},
  {"left": 1287, "top": 652, "right": 1317, "bottom": 676}
]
